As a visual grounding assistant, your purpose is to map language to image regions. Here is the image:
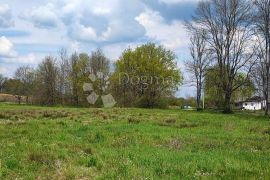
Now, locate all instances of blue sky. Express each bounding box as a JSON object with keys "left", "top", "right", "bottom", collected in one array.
[{"left": 0, "top": 0, "right": 199, "bottom": 97}]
